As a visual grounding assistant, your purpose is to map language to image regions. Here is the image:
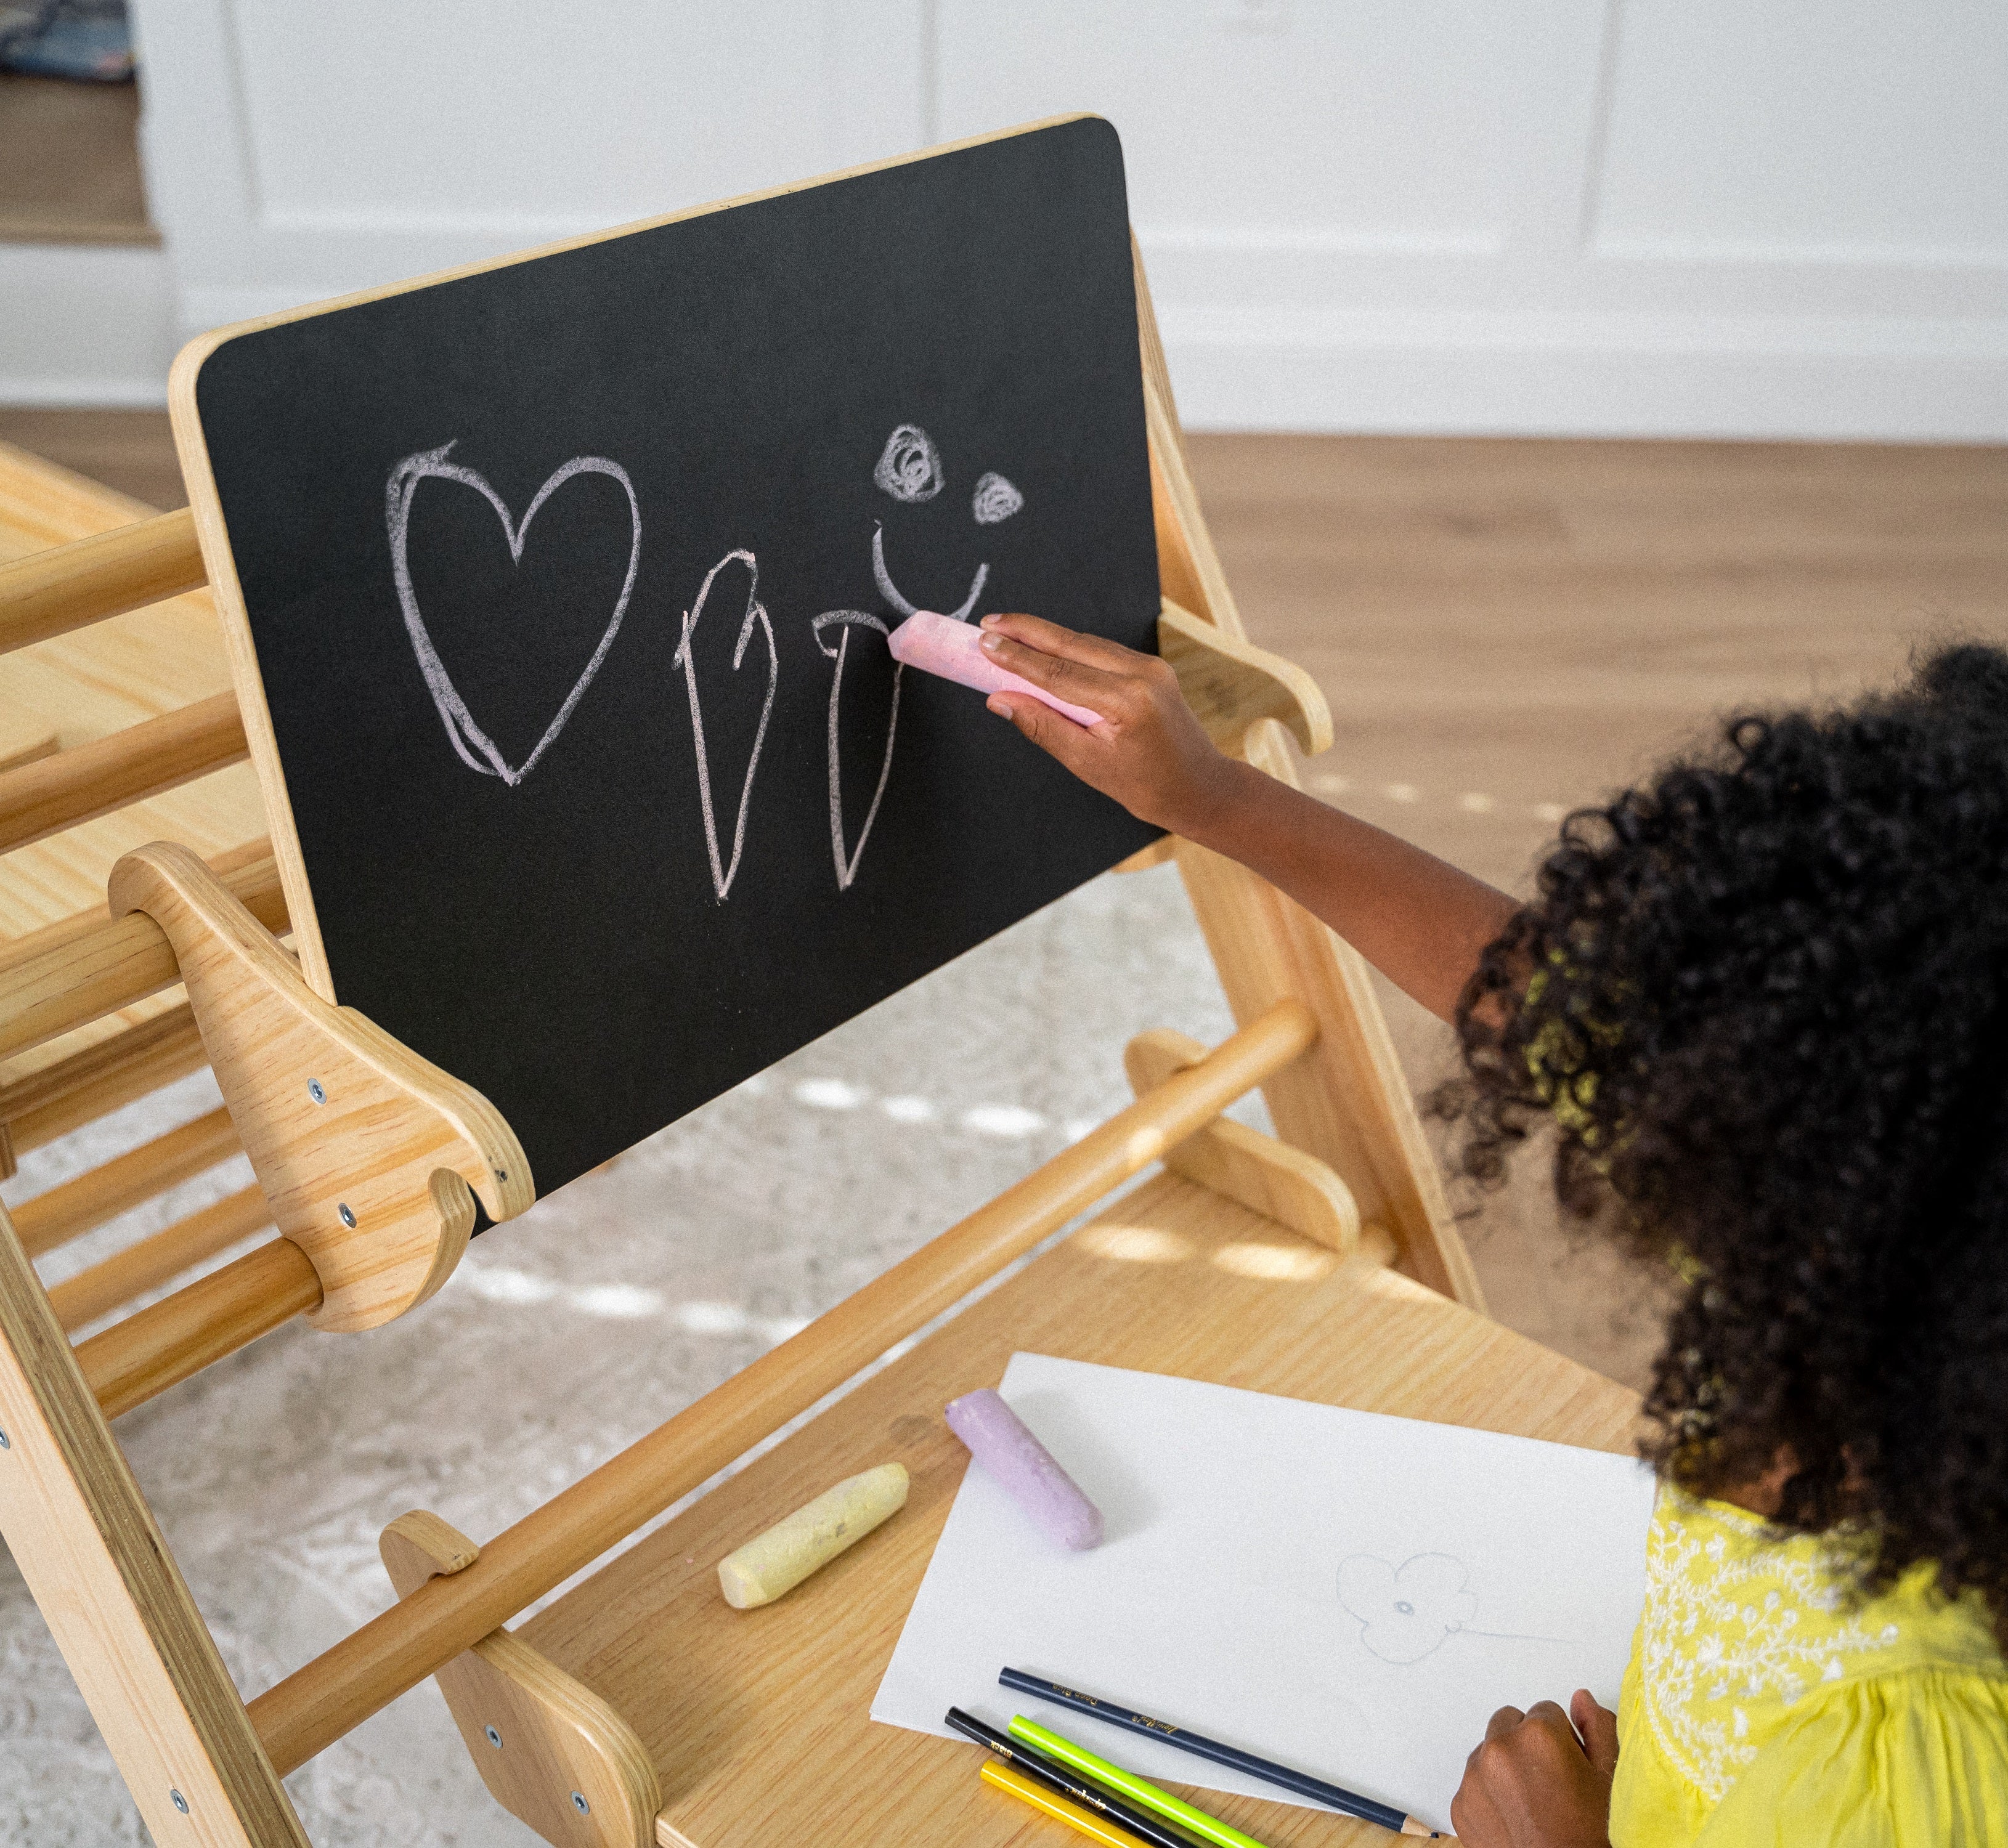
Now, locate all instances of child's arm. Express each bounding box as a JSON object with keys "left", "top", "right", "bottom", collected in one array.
[{"left": 976, "top": 614, "right": 1518, "bottom": 1024}]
